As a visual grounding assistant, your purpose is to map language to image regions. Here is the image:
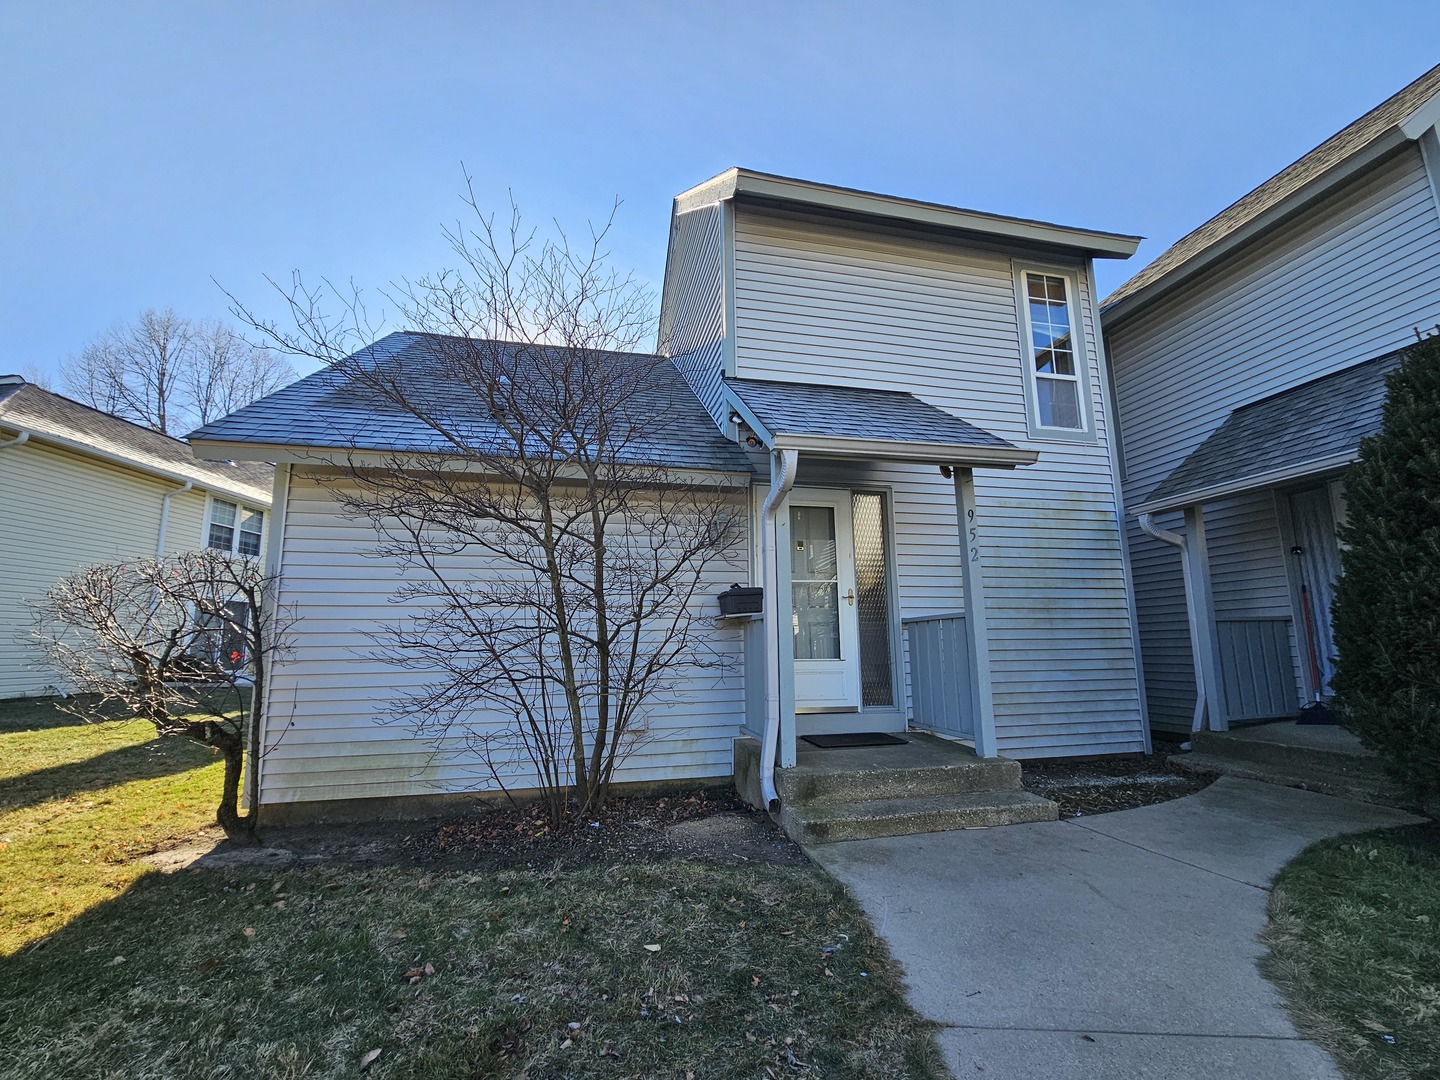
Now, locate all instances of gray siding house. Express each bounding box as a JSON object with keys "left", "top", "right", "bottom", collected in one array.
[
  {"left": 1104, "top": 64, "right": 1440, "bottom": 735},
  {"left": 192, "top": 169, "right": 1149, "bottom": 820}
]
